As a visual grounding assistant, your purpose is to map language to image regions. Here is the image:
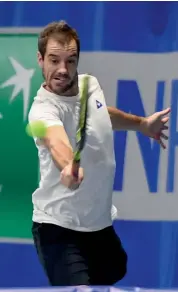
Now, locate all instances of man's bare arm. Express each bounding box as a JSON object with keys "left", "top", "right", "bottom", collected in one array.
[
  {"left": 107, "top": 106, "right": 170, "bottom": 149},
  {"left": 43, "top": 125, "right": 74, "bottom": 171},
  {"left": 107, "top": 106, "right": 143, "bottom": 131}
]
